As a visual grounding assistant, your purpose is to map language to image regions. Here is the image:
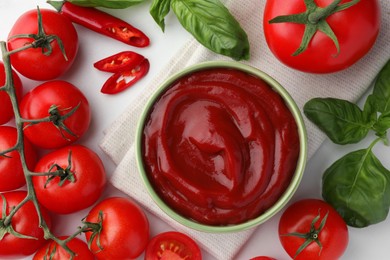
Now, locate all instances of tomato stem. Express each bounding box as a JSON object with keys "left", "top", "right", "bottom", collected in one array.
[{"left": 269, "top": 0, "right": 360, "bottom": 56}]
